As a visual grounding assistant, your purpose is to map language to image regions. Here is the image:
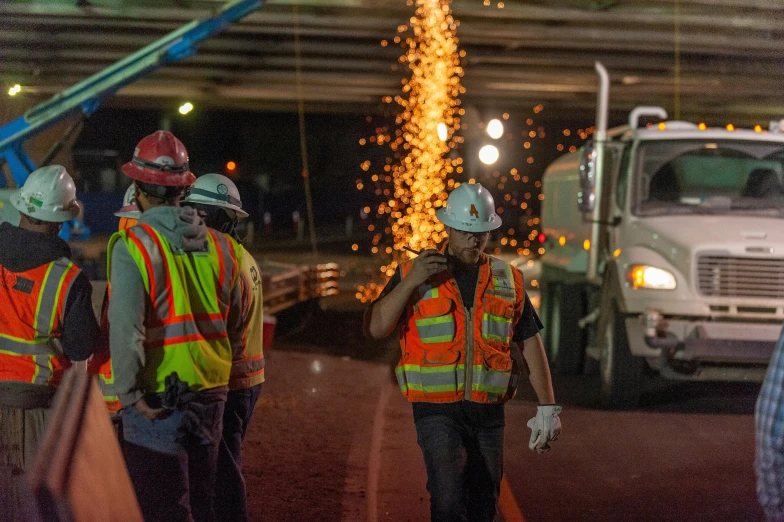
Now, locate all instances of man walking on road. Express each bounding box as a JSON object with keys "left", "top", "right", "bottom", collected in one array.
[
  {"left": 0, "top": 165, "right": 100, "bottom": 516},
  {"left": 184, "top": 173, "right": 265, "bottom": 522},
  {"left": 108, "top": 131, "right": 244, "bottom": 522},
  {"left": 366, "top": 182, "right": 561, "bottom": 522}
]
